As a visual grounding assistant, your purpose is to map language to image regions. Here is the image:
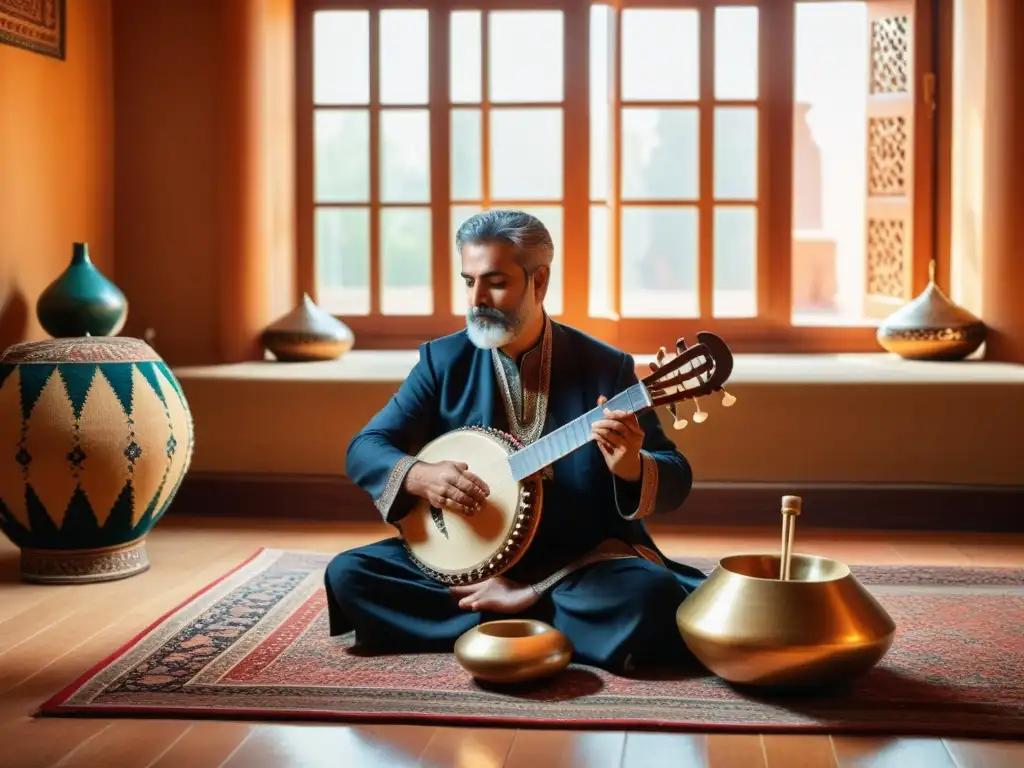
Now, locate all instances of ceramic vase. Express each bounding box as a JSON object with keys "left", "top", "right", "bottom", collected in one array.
[
  {"left": 260, "top": 293, "right": 355, "bottom": 362},
  {"left": 0, "top": 336, "right": 194, "bottom": 583},
  {"left": 36, "top": 243, "right": 128, "bottom": 338},
  {"left": 876, "top": 261, "right": 986, "bottom": 360}
]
